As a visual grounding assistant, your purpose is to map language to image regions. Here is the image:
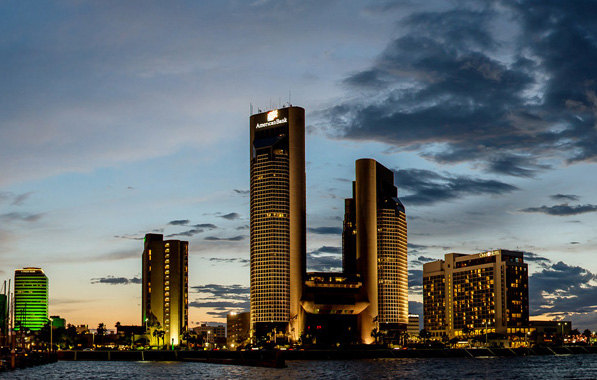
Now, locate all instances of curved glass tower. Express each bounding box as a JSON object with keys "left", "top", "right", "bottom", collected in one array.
[{"left": 250, "top": 106, "right": 306, "bottom": 342}]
